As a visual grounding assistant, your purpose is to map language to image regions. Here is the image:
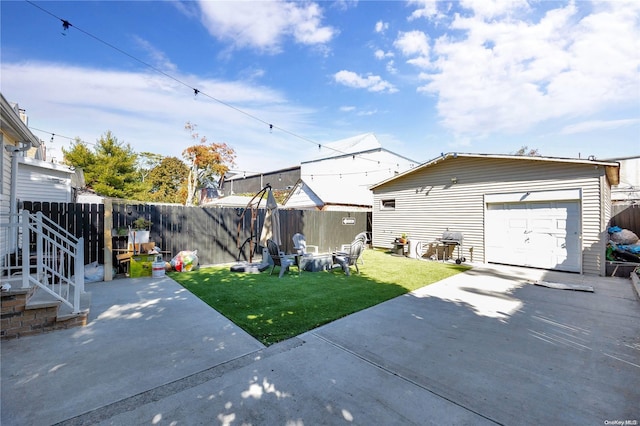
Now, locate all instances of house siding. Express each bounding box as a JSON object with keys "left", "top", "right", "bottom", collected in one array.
[
  {"left": 16, "top": 159, "right": 72, "bottom": 203},
  {"left": 372, "top": 156, "right": 612, "bottom": 275}
]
